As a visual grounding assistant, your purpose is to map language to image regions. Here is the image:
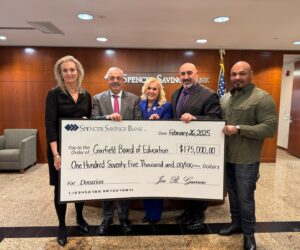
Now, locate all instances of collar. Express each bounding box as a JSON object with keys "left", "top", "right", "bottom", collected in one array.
[
  {"left": 230, "top": 83, "right": 254, "bottom": 95},
  {"left": 182, "top": 84, "right": 197, "bottom": 95},
  {"left": 147, "top": 99, "right": 159, "bottom": 108},
  {"left": 110, "top": 90, "right": 123, "bottom": 97}
]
